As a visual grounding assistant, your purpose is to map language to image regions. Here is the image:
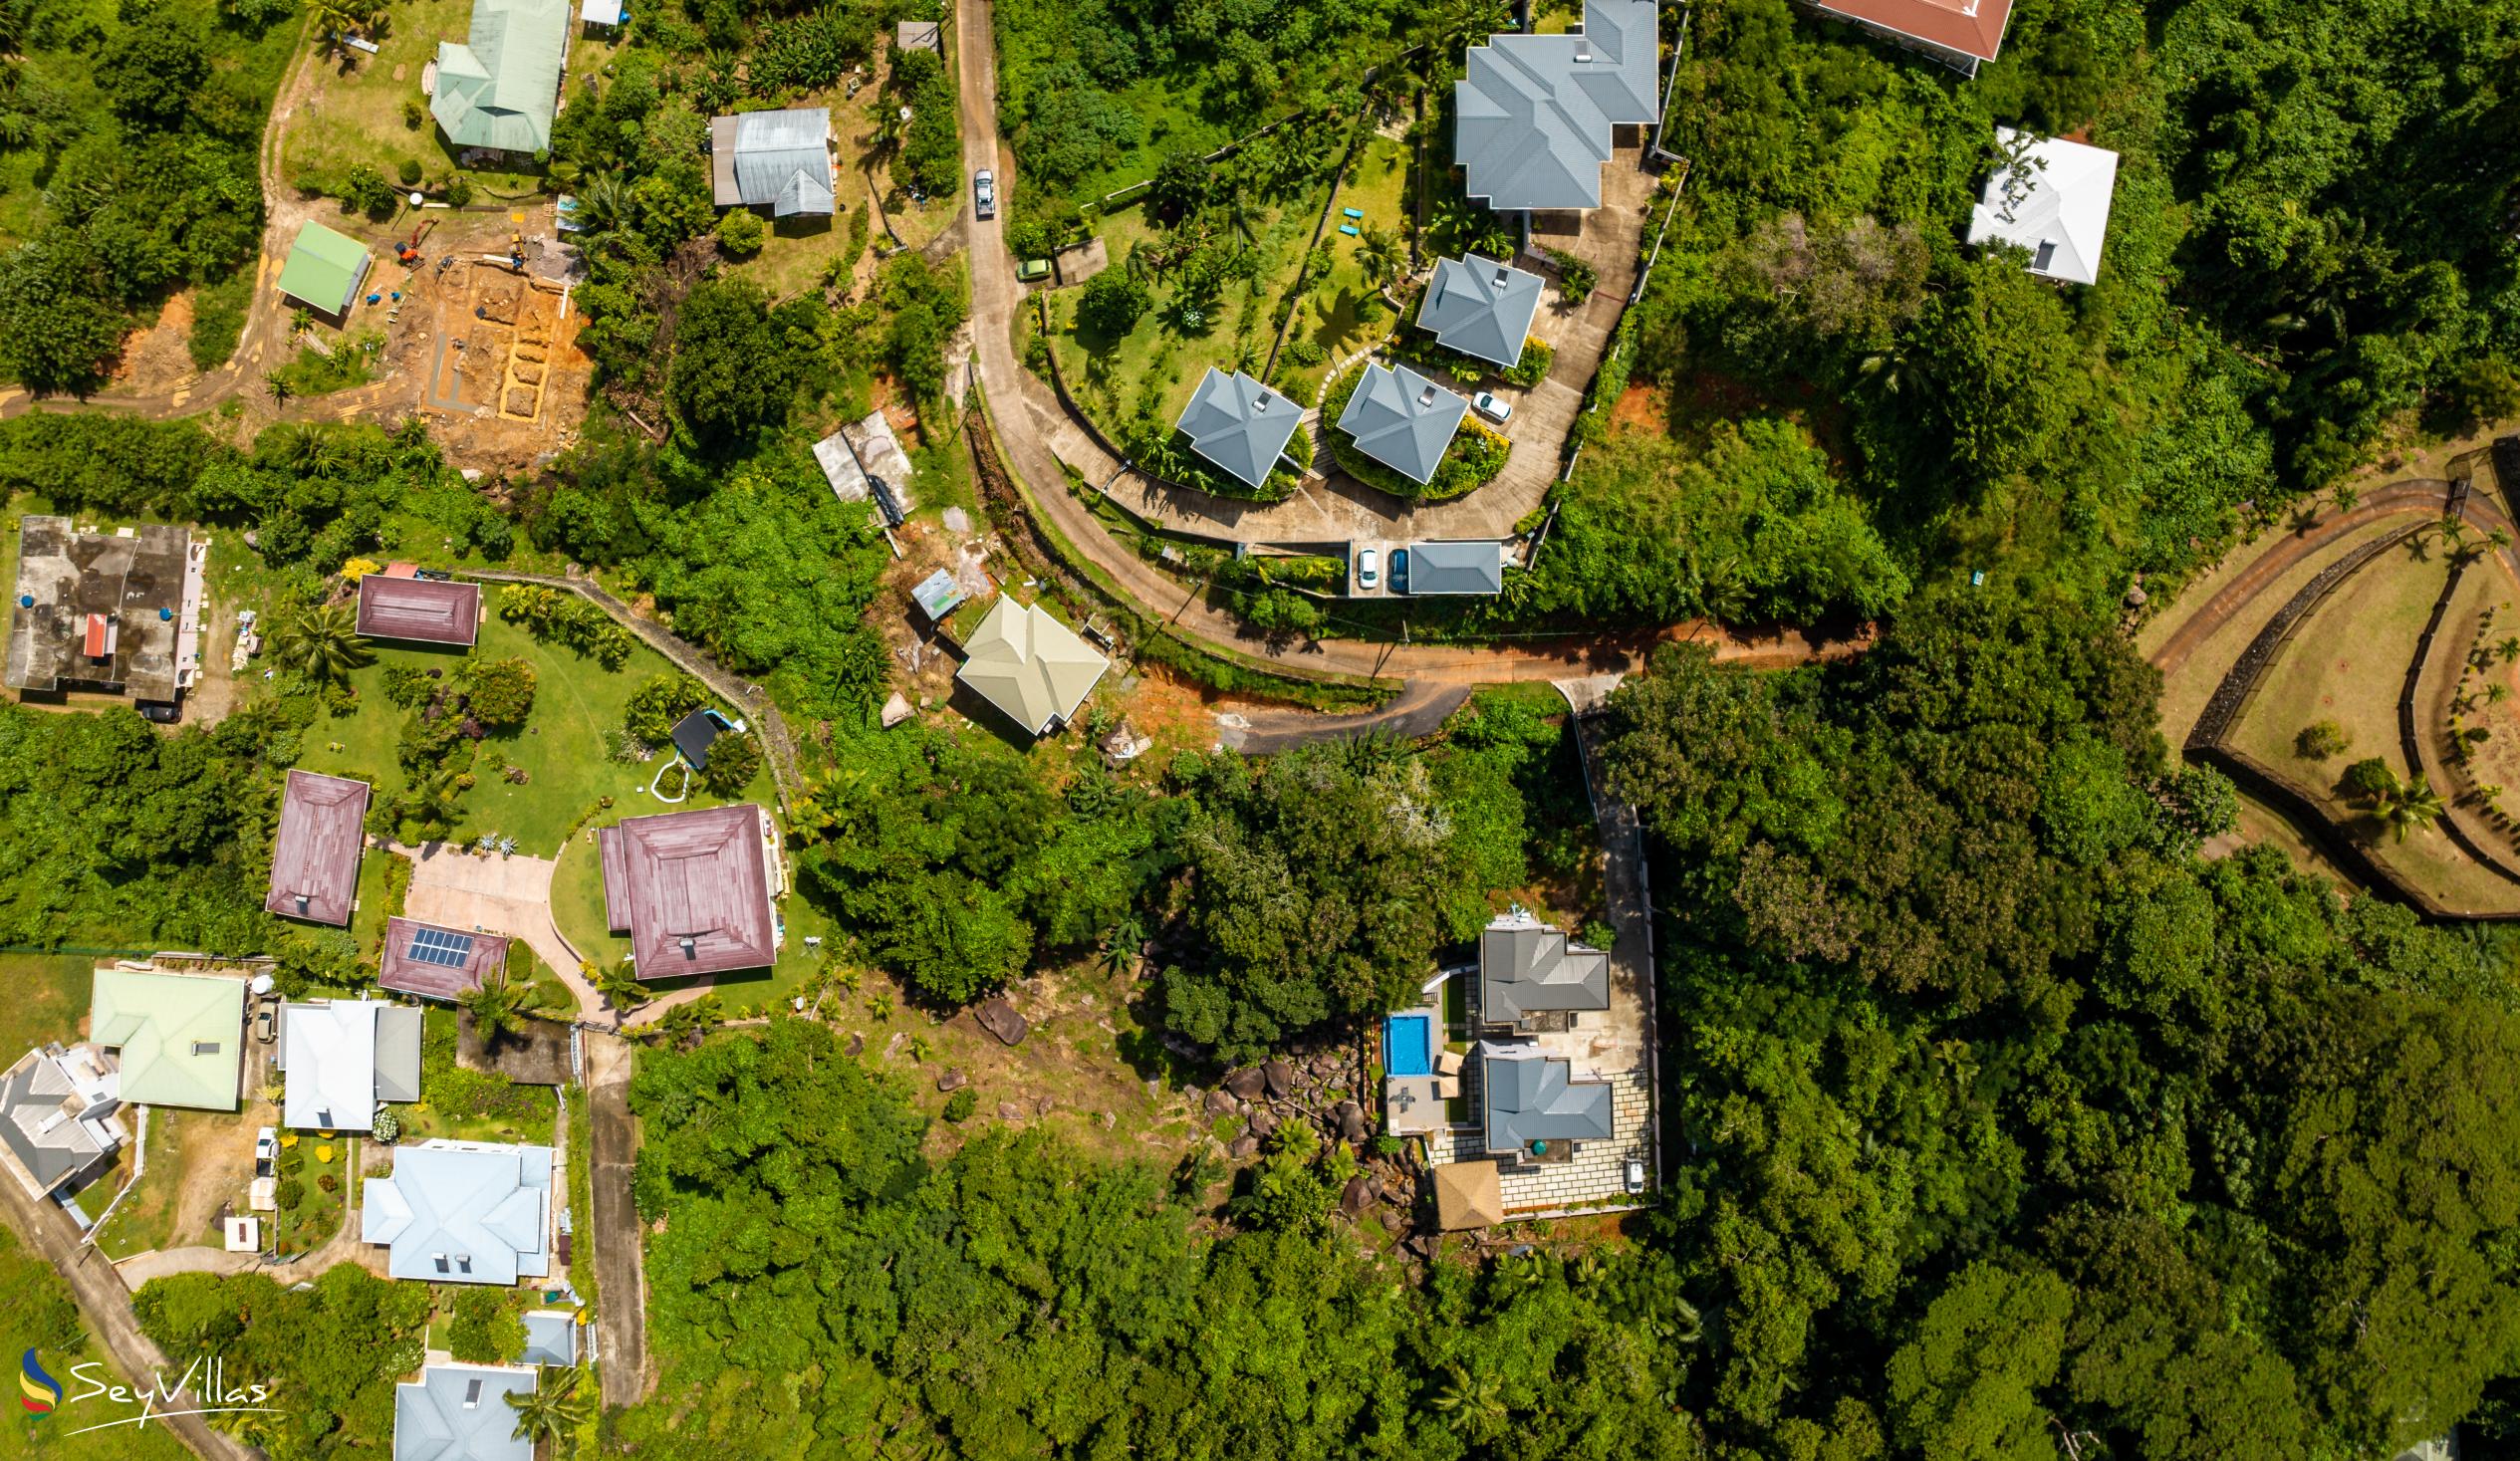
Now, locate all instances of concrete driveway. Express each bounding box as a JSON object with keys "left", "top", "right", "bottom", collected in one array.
[{"left": 394, "top": 841, "right": 604, "bottom": 1021}]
